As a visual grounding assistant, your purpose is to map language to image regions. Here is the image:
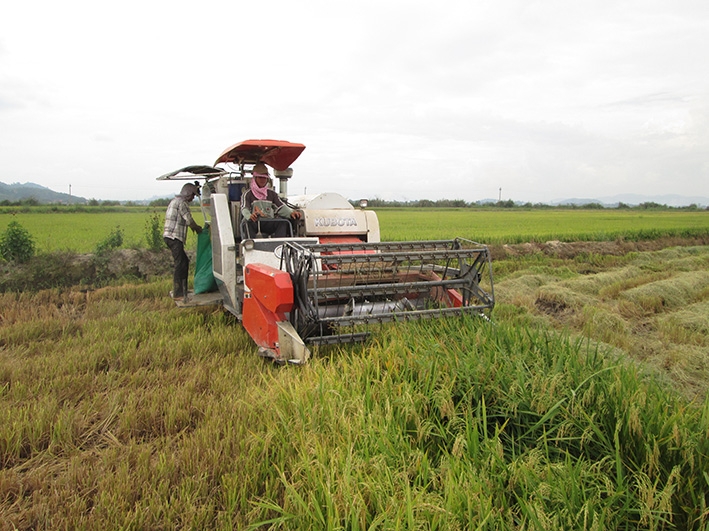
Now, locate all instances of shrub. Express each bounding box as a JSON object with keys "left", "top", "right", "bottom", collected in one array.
[
  {"left": 95, "top": 225, "right": 124, "bottom": 254},
  {"left": 144, "top": 212, "right": 164, "bottom": 251},
  {"left": 0, "top": 220, "right": 36, "bottom": 263}
]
